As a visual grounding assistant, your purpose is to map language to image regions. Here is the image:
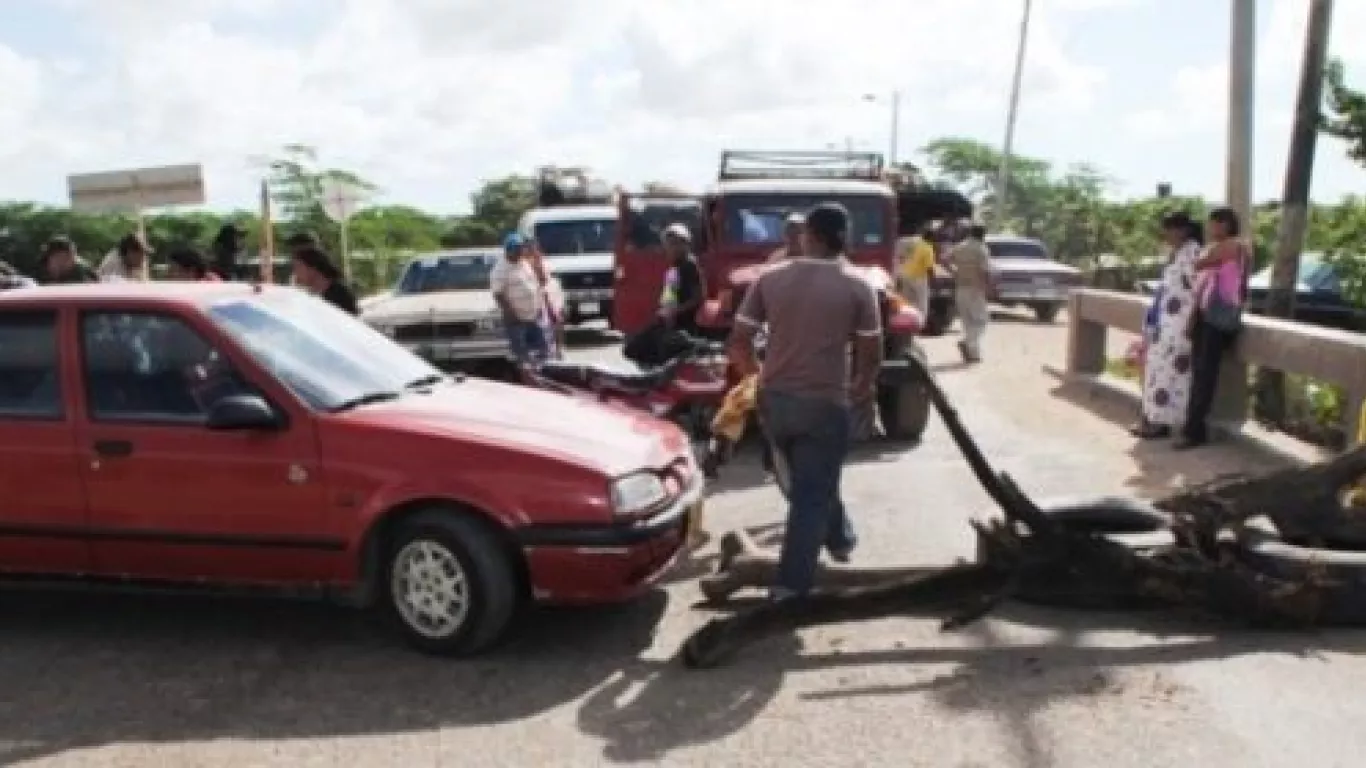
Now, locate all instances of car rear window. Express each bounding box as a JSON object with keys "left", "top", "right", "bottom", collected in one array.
[{"left": 987, "top": 240, "right": 1049, "bottom": 260}]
